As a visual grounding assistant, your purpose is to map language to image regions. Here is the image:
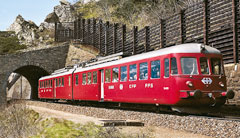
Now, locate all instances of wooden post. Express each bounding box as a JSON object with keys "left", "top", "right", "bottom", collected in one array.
[
  {"left": 179, "top": 10, "right": 185, "bottom": 44},
  {"left": 232, "top": 0, "right": 238, "bottom": 63},
  {"left": 122, "top": 24, "right": 126, "bottom": 53},
  {"left": 82, "top": 19, "right": 85, "bottom": 43},
  {"left": 73, "top": 20, "right": 77, "bottom": 39},
  {"left": 203, "top": 0, "right": 209, "bottom": 45},
  {"left": 92, "top": 18, "right": 96, "bottom": 46},
  {"left": 77, "top": 18, "right": 81, "bottom": 39},
  {"left": 160, "top": 19, "right": 164, "bottom": 48},
  {"left": 99, "top": 20, "right": 102, "bottom": 53},
  {"left": 54, "top": 22, "right": 58, "bottom": 42},
  {"left": 133, "top": 26, "right": 138, "bottom": 55},
  {"left": 105, "top": 21, "right": 109, "bottom": 55},
  {"left": 87, "top": 19, "right": 91, "bottom": 45},
  {"left": 145, "top": 26, "right": 150, "bottom": 52},
  {"left": 113, "top": 23, "right": 118, "bottom": 54}
]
